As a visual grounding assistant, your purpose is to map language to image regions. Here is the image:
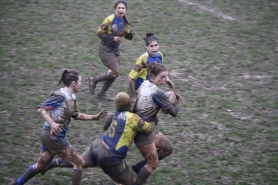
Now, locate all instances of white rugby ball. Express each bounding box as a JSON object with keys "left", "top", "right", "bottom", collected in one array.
[{"left": 165, "top": 91, "right": 177, "bottom": 105}]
